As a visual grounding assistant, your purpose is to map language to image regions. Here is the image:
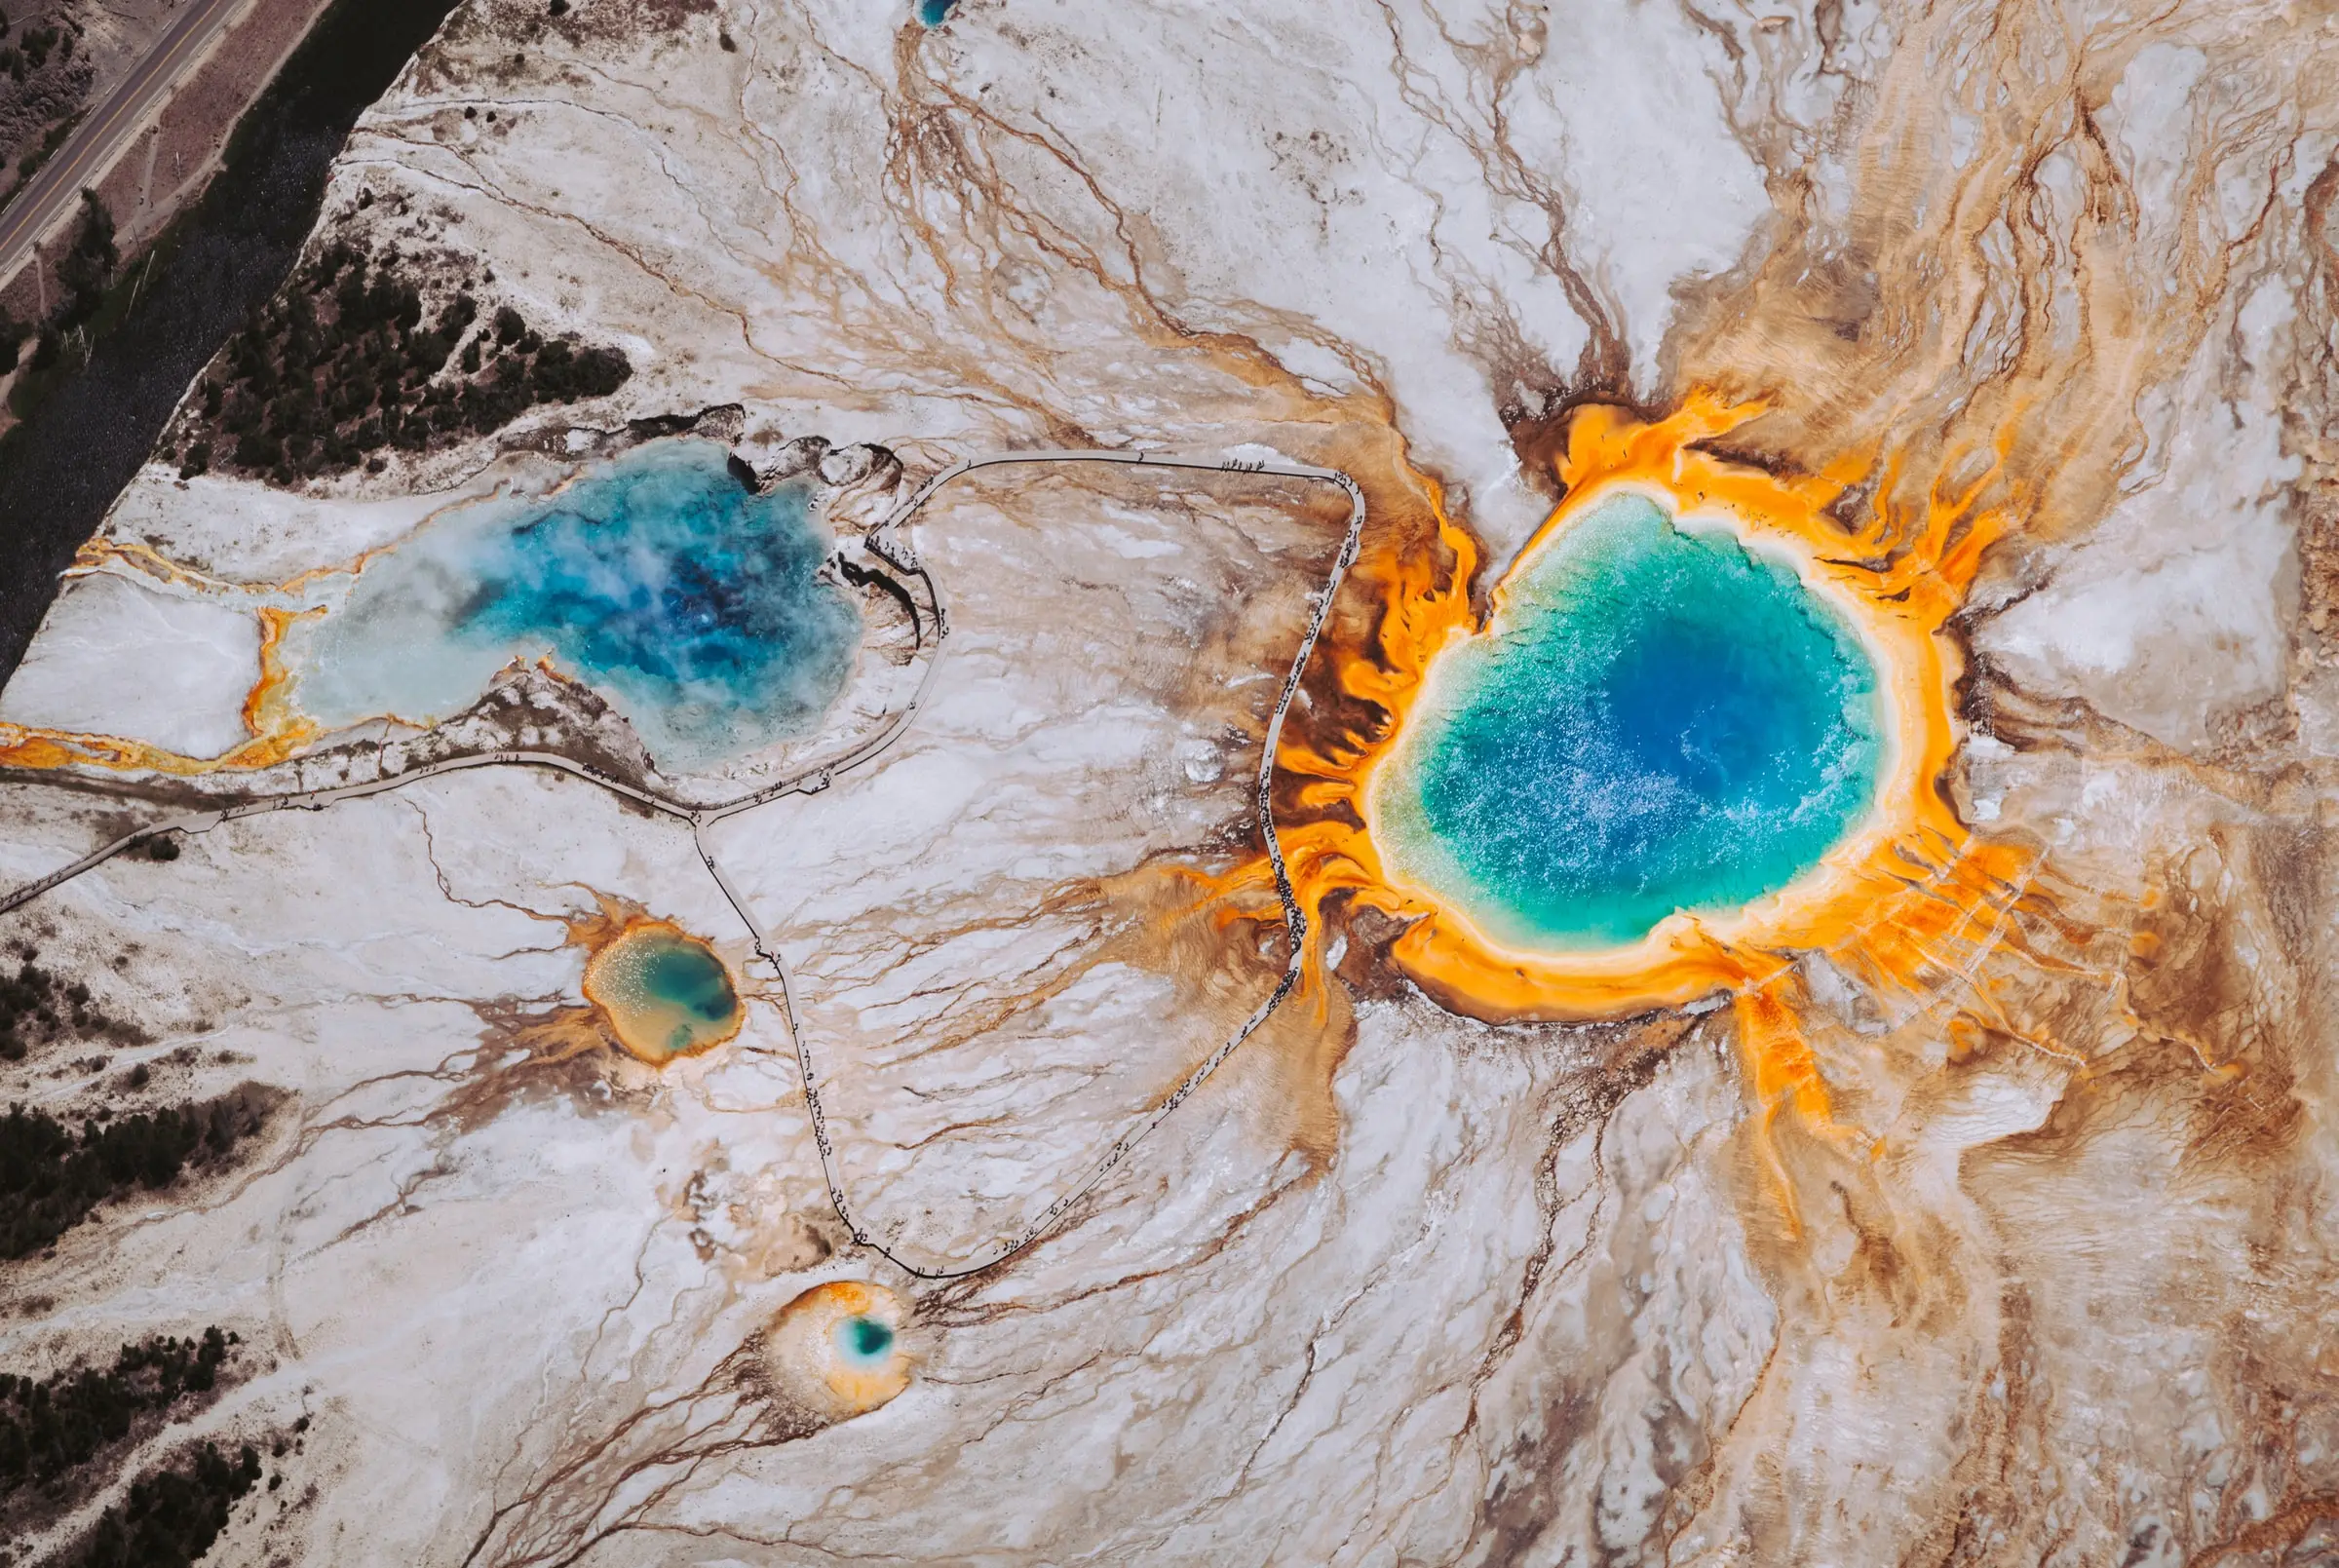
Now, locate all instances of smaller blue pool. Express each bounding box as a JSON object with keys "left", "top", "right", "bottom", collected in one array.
[
  {"left": 290, "top": 441, "right": 862, "bottom": 770},
  {"left": 584, "top": 924, "right": 743, "bottom": 1064},
  {"left": 917, "top": 0, "right": 957, "bottom": 23}
]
